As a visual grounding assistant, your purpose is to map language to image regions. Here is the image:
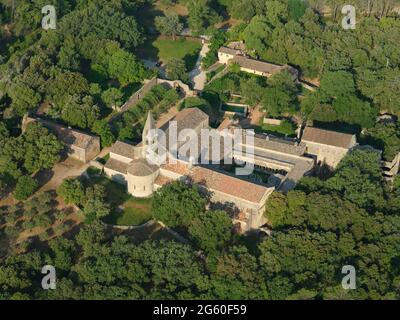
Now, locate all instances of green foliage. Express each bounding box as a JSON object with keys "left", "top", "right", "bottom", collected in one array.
[
  {"left": 363, "top": 121, "right": 400, "bottom": 161},
  {"left": 21, "top": 122, "right": 63, "bottom": 173},
  {"left": 13, "top": 176, "right": 38, "bottom": 201},
  {"left": 92, "top": 120, "right": 115, "bottom": 148},
  {"left": 57, "top": 179, "right": 85, "bottom": 205},
  {"left": 180, "top": 97, "right": 210, "bottom": 113},
  {"left": 7, "top": 81, "right": 41, "bottom": 116},
  {"left": 166, "top": 58, "right": 188, "bottom": 82},
  {"left": 261, "top": 71, "right": 299, "bottom": 117},
  {"left": 326, "top": 149, "right": 385, "bottom": 210},
  {"left": 152, "top": 181, "right": 206, "bottom": 228},
  {"left": 82, "top": 184, "right": 110, "bottom": 222},
  {"left": 188, "top": 210, "right": 232, "bottom": 253},
  {"left": 154, "top": 13, "right": 183, "bottom": 38},
  {"left": 101, "top": 88, "right": 124, "bottom": 108}
]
